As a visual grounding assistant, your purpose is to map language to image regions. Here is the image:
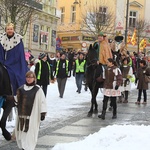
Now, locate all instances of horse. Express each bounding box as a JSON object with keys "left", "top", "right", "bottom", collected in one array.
[
  {"left": 86, "top": 44, "right": 104, "bottom": 117},
  {"left": 0, "top": 62, "right": 15, "bottom": 141}
]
